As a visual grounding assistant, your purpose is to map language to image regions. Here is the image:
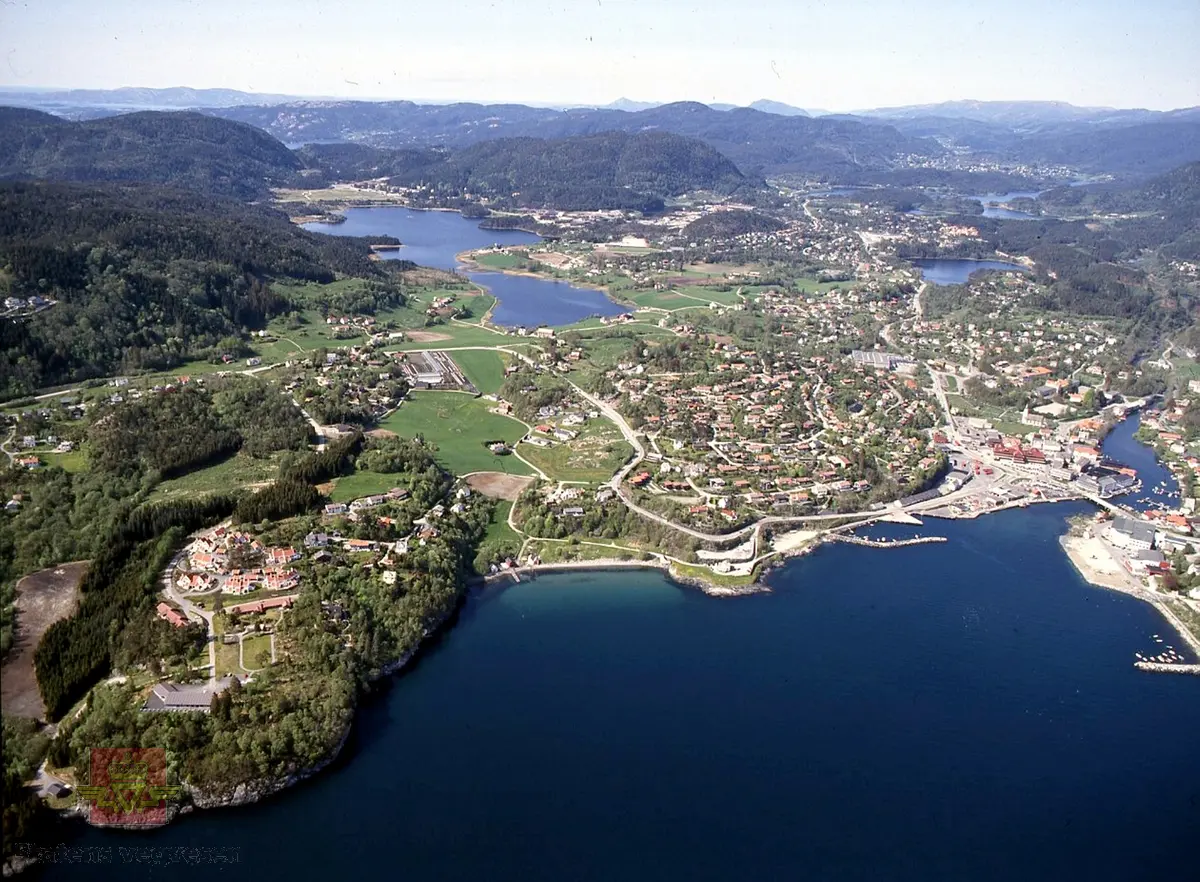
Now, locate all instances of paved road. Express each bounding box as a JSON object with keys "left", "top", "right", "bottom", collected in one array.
[{"left": 161, "top": 552, "right": 217, "bottom": 686}]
